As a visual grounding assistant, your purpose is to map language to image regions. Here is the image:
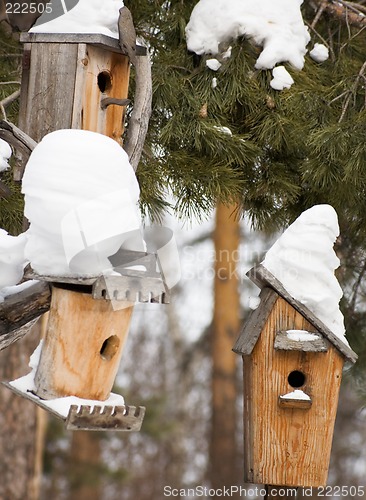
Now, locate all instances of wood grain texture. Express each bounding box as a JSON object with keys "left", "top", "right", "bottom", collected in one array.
[
  {"left": 34, "top": 286, "right": 133, "bottom": 400},
  {"left": 274, "top": 330, "right": 329, "bottom": 352},
  {"left": 18, "top": 42, "right": 78, "bottom": 142},
  {"left": 72, "top": 44, "right": 130, "bottom": 144},
  {"left": 233, "top": 287, "right": 278, "bottom": 355},
  {"left": 243, "top": 295, "right": 344, "bottom": 487},
  {"left": 0, "top": 282, "right": 51, "bottom": 350}
]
